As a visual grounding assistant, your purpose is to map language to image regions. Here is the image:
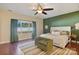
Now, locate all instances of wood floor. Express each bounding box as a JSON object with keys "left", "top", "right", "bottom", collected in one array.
[{"left": 0, "top": 39, "right": 79, "bottom": 55}]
